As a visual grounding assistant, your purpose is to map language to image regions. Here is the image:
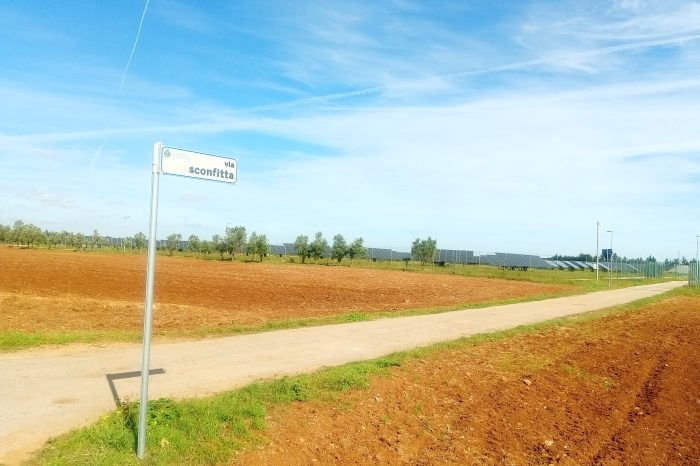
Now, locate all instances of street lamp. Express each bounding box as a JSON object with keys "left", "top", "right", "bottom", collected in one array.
[
  {"left": 596, "top": 221, "right": 600, "bottom": 282},
  {"left": 606, "top": 230, "right": 613, "bottom": 287},
  {"left": 123, "top": 216, "right": 130, "bottom": 252}
]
